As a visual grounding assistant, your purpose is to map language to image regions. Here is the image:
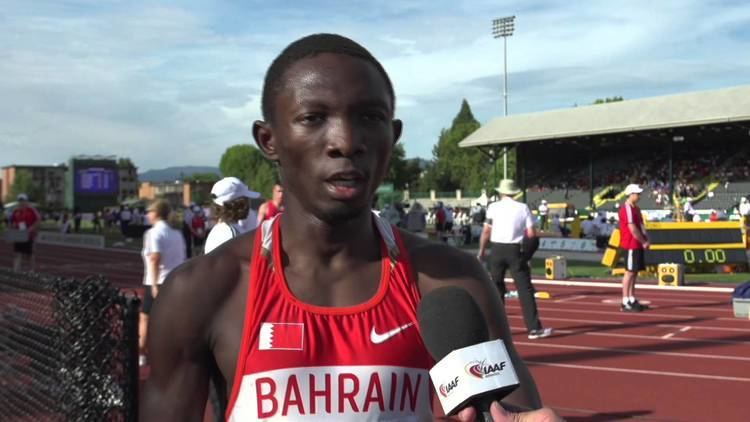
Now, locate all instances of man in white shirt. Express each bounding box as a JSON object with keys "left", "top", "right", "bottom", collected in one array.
[
  {"left": 140, "top": 199, "right": 186, "bottom": 365},
  {"left": 478, "top": 179, "right": 553, "bottom": 340}
]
